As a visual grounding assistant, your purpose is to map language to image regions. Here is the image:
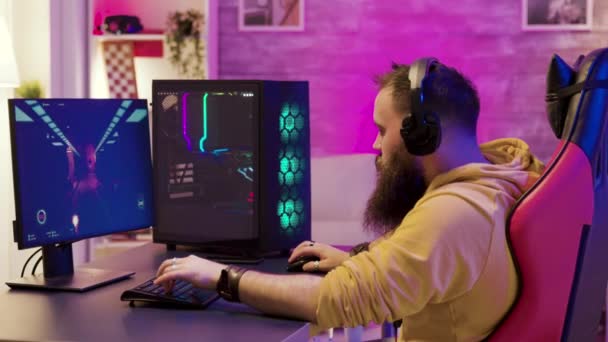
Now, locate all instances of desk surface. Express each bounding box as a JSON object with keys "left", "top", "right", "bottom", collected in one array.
[{"left": 0, "top": 243, "right": 310, "bottom": 342}]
